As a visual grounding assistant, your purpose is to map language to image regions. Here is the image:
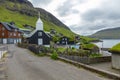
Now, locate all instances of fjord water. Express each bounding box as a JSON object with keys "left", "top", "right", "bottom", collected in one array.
[{"left": 94, "top": 39, "right": 120, "bottom": 48}]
